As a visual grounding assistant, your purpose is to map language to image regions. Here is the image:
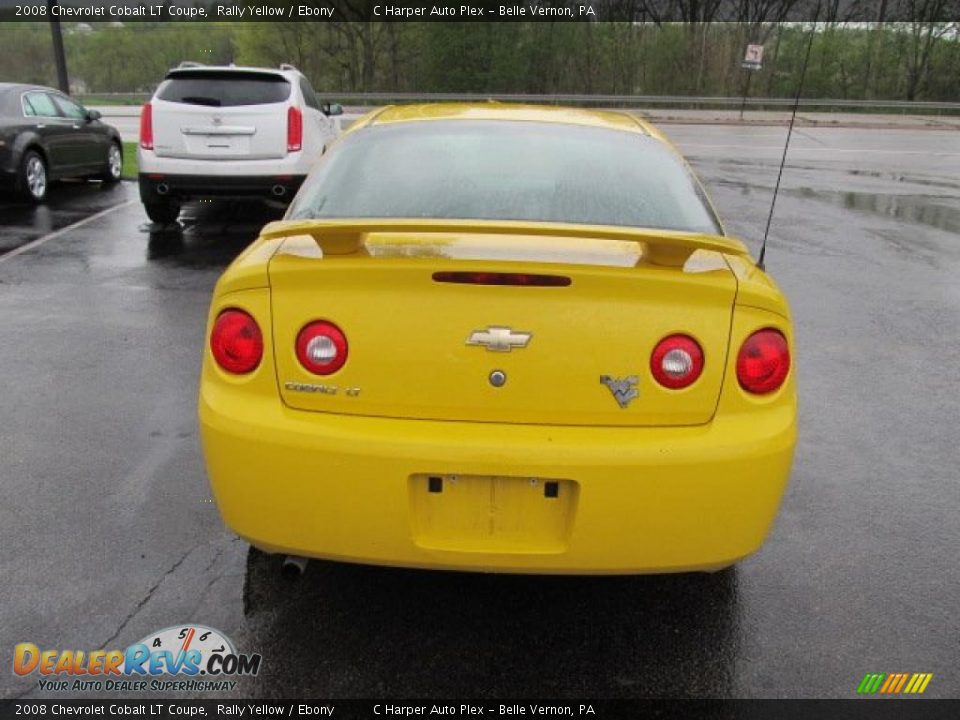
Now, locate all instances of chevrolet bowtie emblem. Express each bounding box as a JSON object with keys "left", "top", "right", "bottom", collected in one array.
[
  {"left": 600, "top": 375, "right": 639, "bottom": 409},
  {"left": 466, "top": 326, "right": 532, "bottom": 352}
]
